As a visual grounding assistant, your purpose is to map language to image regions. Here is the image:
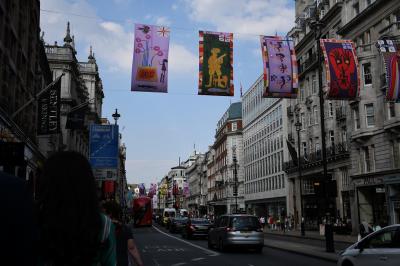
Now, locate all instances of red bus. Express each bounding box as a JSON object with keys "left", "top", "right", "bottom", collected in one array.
[{"left": 132, "top": 196, "right": 152, "bottom": 227}]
